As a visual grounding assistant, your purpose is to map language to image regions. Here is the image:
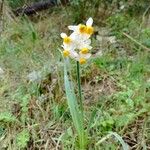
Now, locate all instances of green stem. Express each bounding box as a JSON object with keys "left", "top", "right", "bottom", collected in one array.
[
  {"left": 76, "top": 61, "right": 87, "bottom": 149},
  {"left": 76, "top": 61, "right": 84, "bottom": 115}
]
